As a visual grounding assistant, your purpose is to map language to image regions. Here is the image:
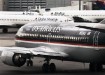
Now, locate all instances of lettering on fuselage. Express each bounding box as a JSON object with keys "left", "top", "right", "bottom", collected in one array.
[
  {"left": 31, "top": 26, "right": 61, "bottom": 32},
  {"left": 35, "top": 17, "right": 58, "bottom": 22},
  {"left": 79, "top": 31, "right": 91, "bottom": 35},
  {"left": 51, "top": 12, "right": 65, "bottom": 16},
  {"left": 23, "top": 12, "right": 34, "bottom": 15}
]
